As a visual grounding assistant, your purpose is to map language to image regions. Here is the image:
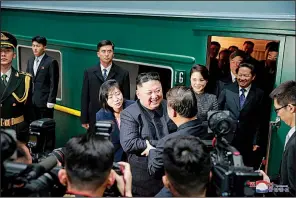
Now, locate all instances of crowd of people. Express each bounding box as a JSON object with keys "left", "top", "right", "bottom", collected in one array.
[{"left": 1, "top": 31, "right": 295, "bottom": 197}]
